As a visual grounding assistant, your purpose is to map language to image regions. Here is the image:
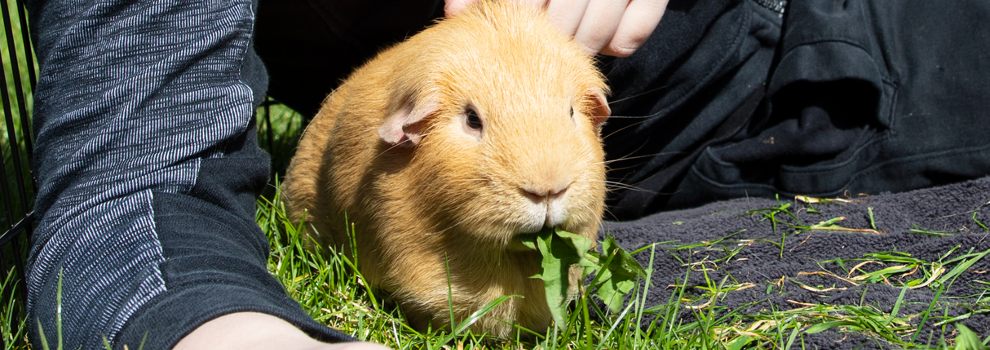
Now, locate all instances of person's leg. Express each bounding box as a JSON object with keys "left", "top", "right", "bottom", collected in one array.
[
  {"left": 603, "top": 0, "right": 990, "bottom": 218},
  {"left": 601, "top": 0, "right": 783, "bottom": 218},
  {"left": 667, "top": 0, "right": 990, "bottom": 211},
  {"left": 26, "top": 0, "right": 353, "bottom": 348}
]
